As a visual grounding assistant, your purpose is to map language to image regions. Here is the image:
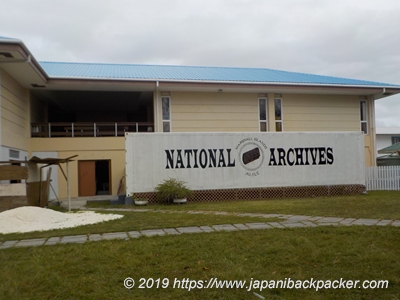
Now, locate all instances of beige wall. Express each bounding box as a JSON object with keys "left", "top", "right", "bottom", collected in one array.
[
  {"left": 281, "top": 94, "right": 360, "bottom": 131},
  {"left": 30, "top": 137, "right": 125, "bottom": 198},
  {"left": 363, "top": 97, "right": 375, "bottom": 166},
  {"left": 161, "top": 91, "right": 259, "bottom": 132},
  {"left": 0, "top": 69, "right": 30, "bottom": 151}
]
